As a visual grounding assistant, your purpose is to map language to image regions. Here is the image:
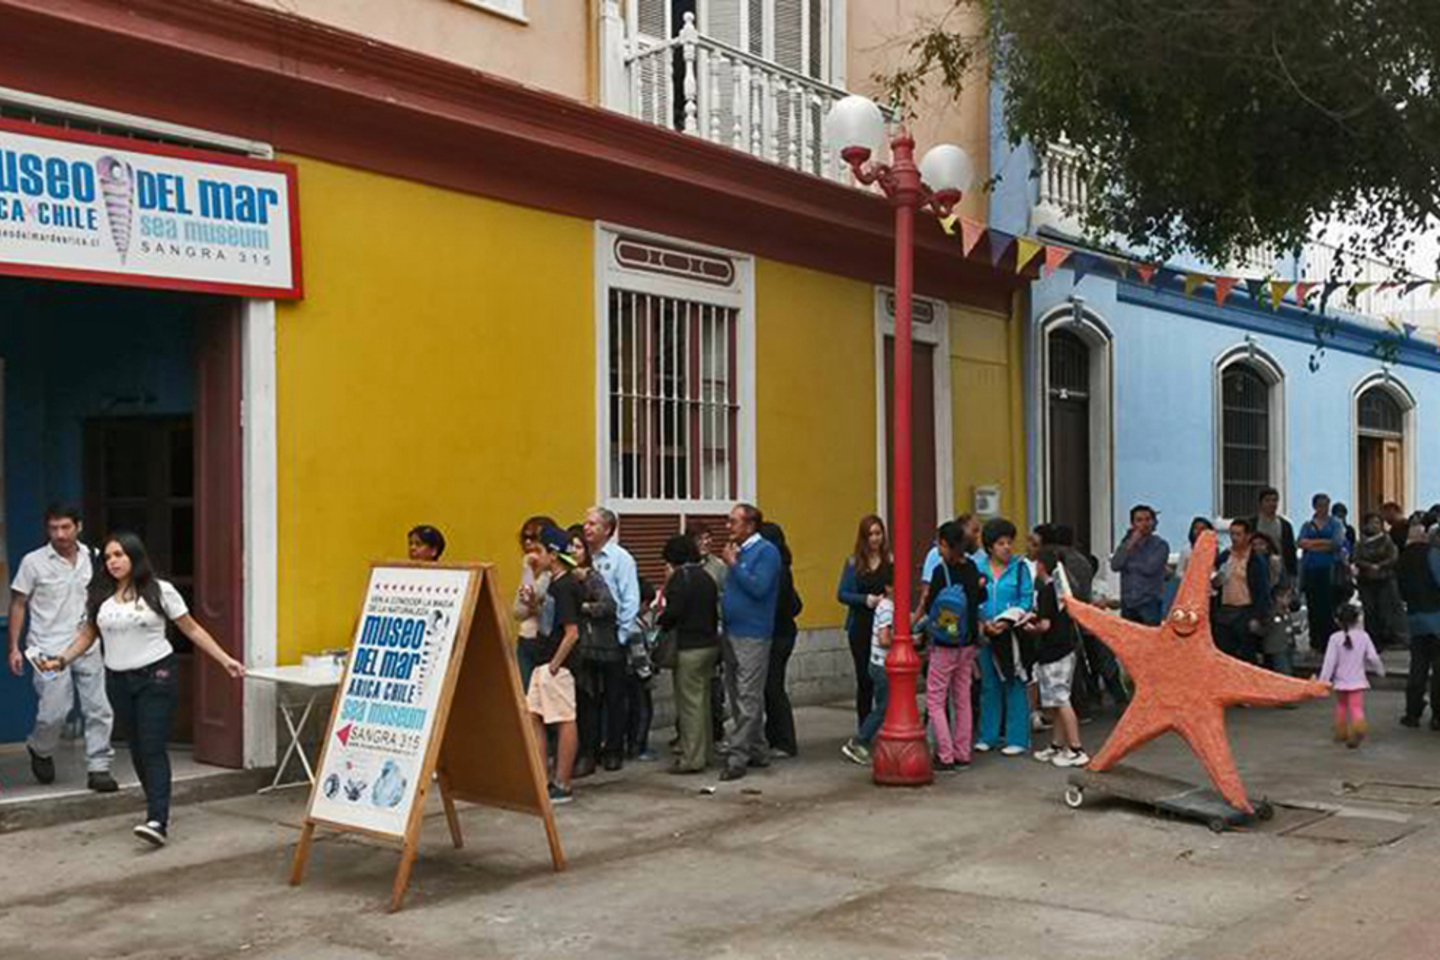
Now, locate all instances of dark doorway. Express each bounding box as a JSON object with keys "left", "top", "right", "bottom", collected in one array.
[
  {"left": 884, "top": 338, "right": 938, "bottom": 585},
  {"left": 1048, "top": 330, "right": 1092, "bottom": 551}
]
